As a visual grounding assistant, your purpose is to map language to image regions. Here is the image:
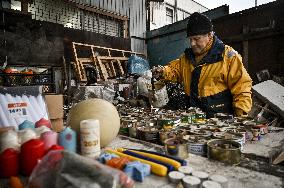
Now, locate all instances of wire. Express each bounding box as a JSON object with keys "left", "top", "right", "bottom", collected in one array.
[{"left": 1, "top": 11, "right": 7, "bottom": 69}]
